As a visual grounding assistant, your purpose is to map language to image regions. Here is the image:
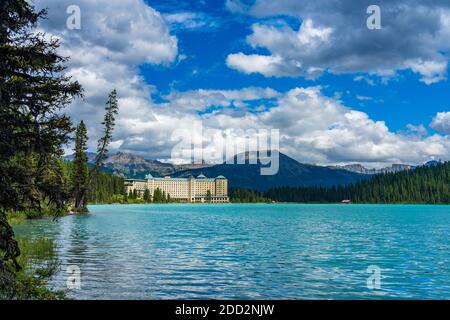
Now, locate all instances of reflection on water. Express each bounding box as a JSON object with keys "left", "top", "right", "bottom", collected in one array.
[{"left": 14, "top": 204, "right": 450, "bottom": 299}]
